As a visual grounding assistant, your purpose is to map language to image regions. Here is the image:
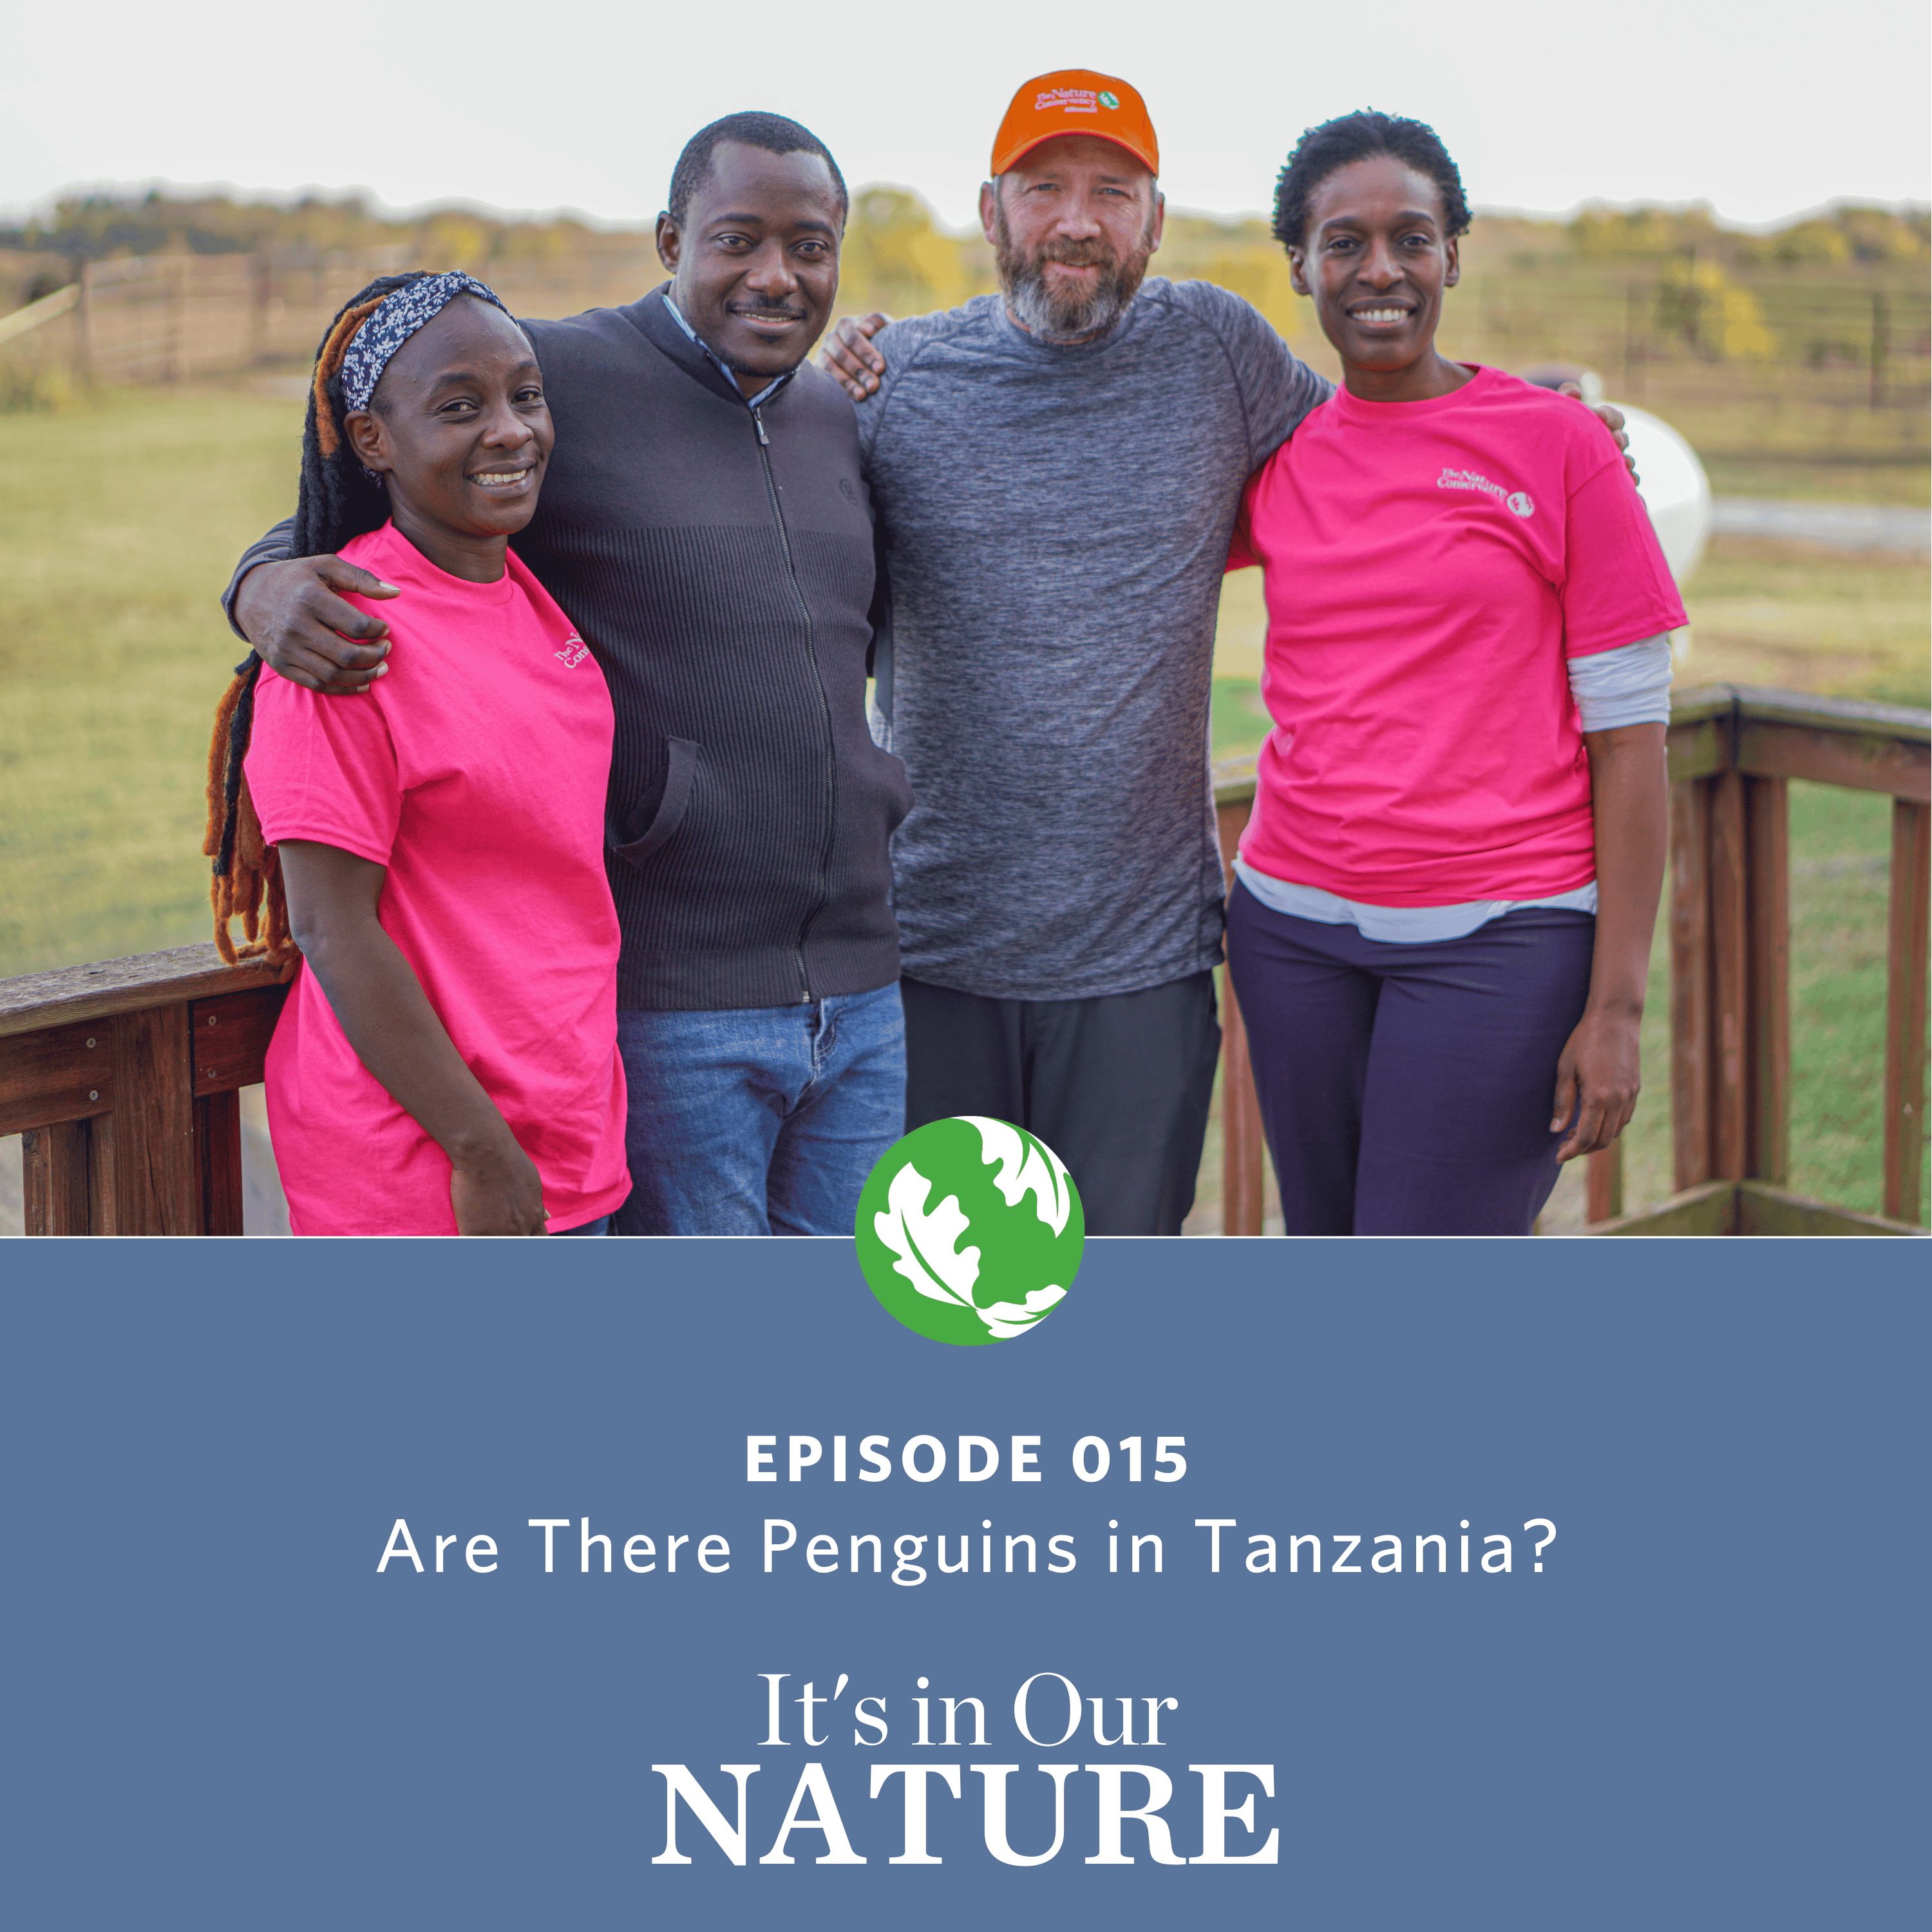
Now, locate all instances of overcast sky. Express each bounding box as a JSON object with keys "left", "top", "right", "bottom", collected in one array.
[{"left": 4, "top": 0, "right": 1926, "bottom": 232}]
